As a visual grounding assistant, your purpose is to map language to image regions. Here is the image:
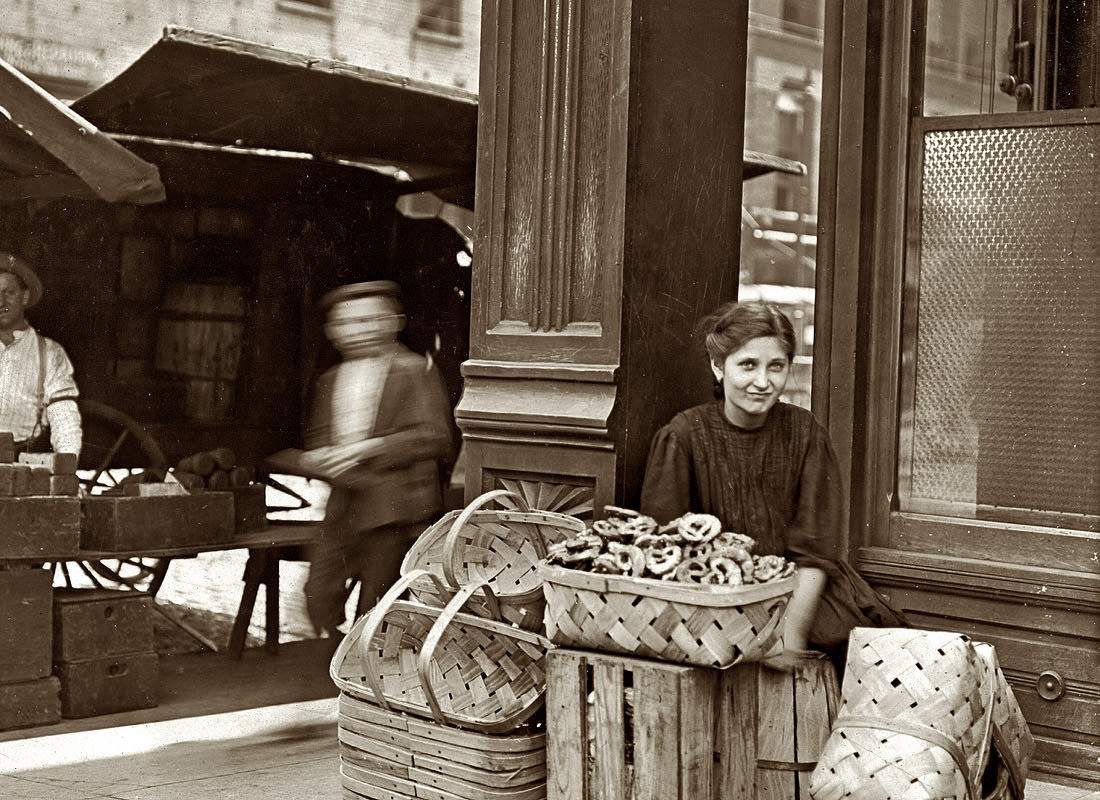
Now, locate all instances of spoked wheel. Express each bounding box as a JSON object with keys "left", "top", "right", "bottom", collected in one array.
[{"left": 50, "top": 399, "right": 172, "bottom": 595}]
